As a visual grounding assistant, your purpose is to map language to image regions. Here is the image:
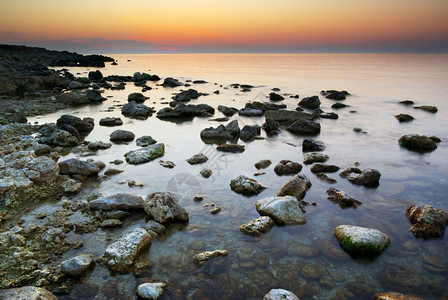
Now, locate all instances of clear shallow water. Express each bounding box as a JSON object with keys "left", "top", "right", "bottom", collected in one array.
[{"left": 29, "top": 54, "right": 448, "bottom": 299}]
